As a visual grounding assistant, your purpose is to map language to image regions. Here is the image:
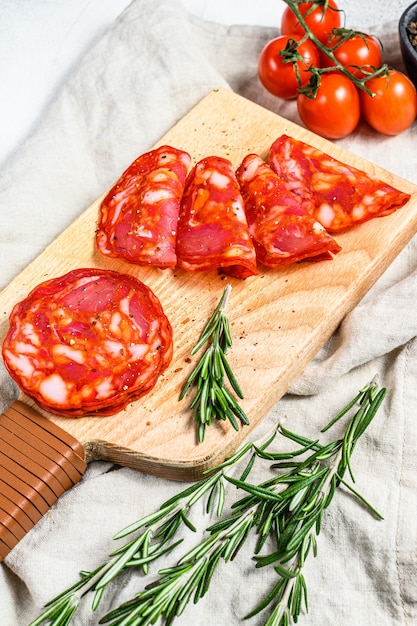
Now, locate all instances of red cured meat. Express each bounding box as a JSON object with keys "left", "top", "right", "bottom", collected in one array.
[
  {"left": 176, "top": 156, "right": 258, "bottom": 279},
  {"left": 2, "top": 269, "right": 173, "bottom": 417},
  {"left": 269, "top": 135, "right": 410, "bottom": 232},
  {"left": 236, "top": 154, "right": 341, "bottom": 267},
  {"left": 96, "top": 145, "right": 191, "bottom": 268}
]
